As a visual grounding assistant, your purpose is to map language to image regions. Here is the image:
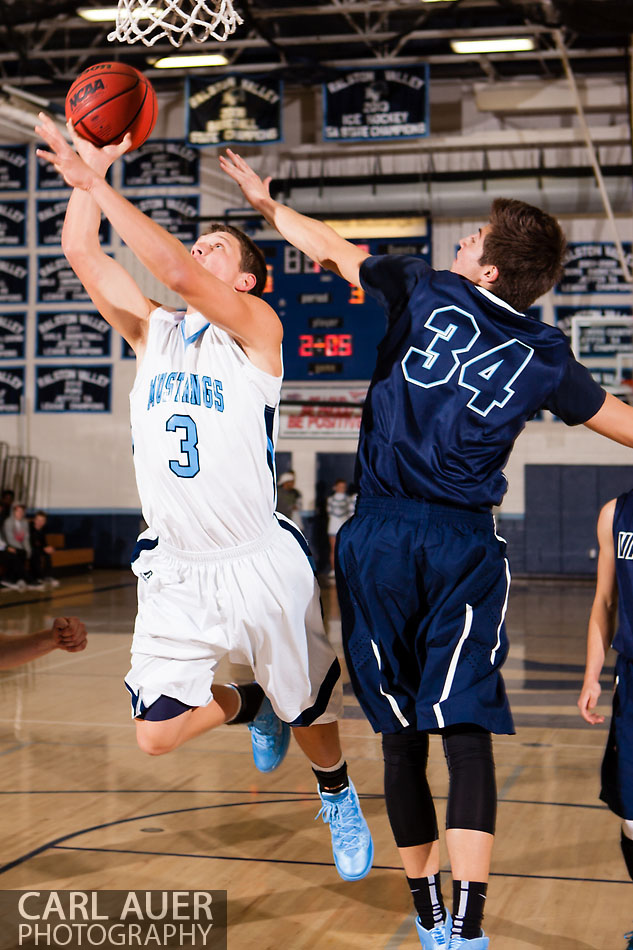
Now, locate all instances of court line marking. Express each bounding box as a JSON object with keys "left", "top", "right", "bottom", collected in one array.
[
  {"left": 0, "top": 788, "right": 611, "bottom": 811},
  {"left": 0, "top": 643, "right": 129, "bottom": 682},
  {"left": 0, "top": 719, "right": 131, "bottom": 728},
  {"left": 0, "top": 742, "right": 31, "bottom": 758},
  {"left": 0, "top": 798, "right": 322, "bottom": 875},
  {"left": 47, "top": 845, "right": 632, "bottom": 886},
  {"left": 384, "top": 911, "right": 415, "bottom": 950},
  {"left": 1, "top": 796, "right": 627, "bottom": 886},
  {"left": 497, "top": 764, "right": 524, "bottom": 799},
  {"left": 0, "top": 581, "right": 137, "bottom": 611}
]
